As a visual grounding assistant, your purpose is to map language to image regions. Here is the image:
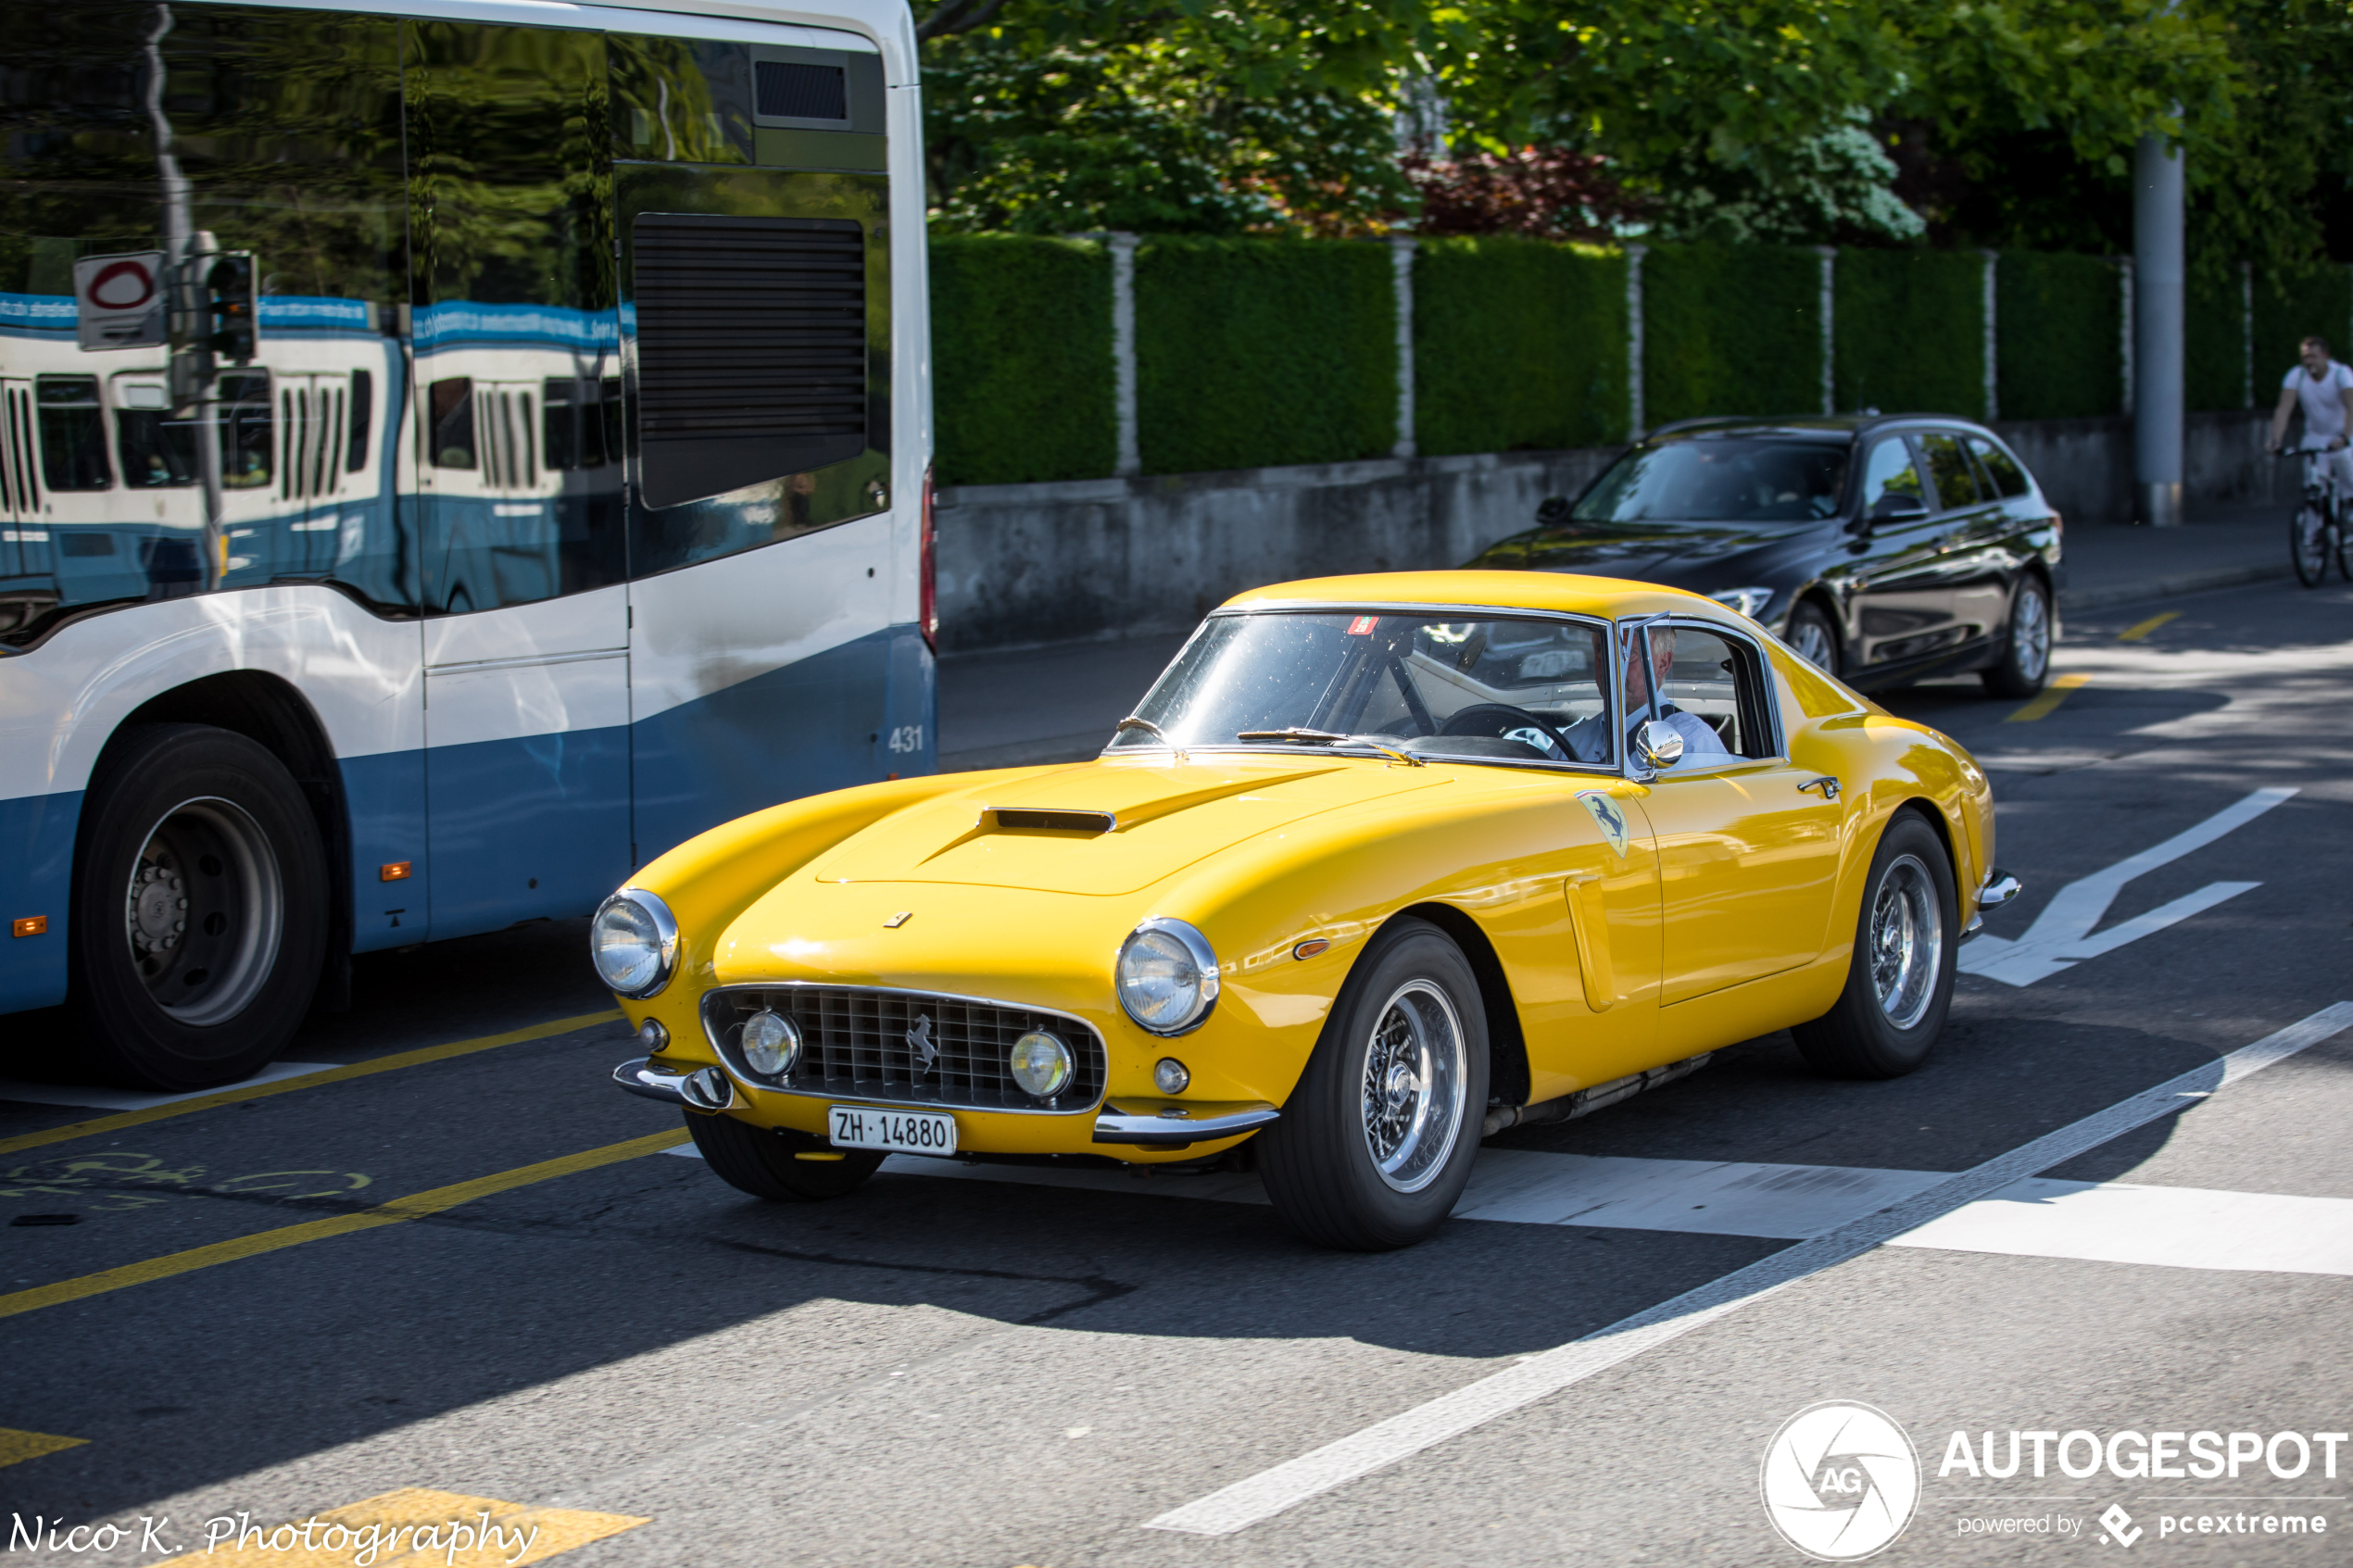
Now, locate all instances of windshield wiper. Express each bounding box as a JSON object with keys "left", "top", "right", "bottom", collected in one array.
[
  {"left": 1235, "top": 727, "right": 1425, "bottom": 767},
  {"left": 1115, "top": 715, "right": 1172, "bottom": 745}
]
